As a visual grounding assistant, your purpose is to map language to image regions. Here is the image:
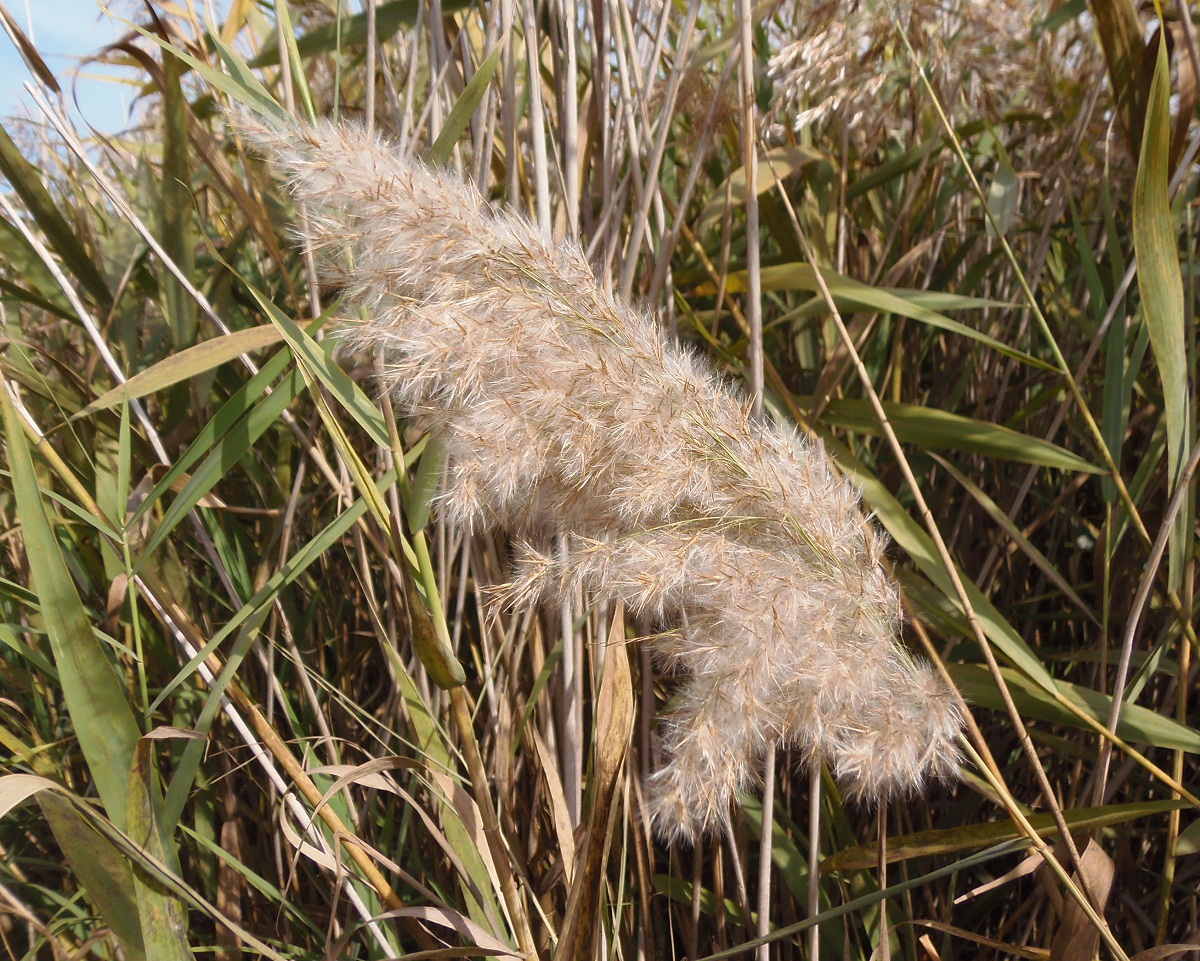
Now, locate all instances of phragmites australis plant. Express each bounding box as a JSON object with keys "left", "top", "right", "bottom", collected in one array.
[
  {"left": 3, "top": 0, "right": 1200, "bottom": 955},
  {"left": 246, "top": 117, "right": 963, "bottom": 842}
]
